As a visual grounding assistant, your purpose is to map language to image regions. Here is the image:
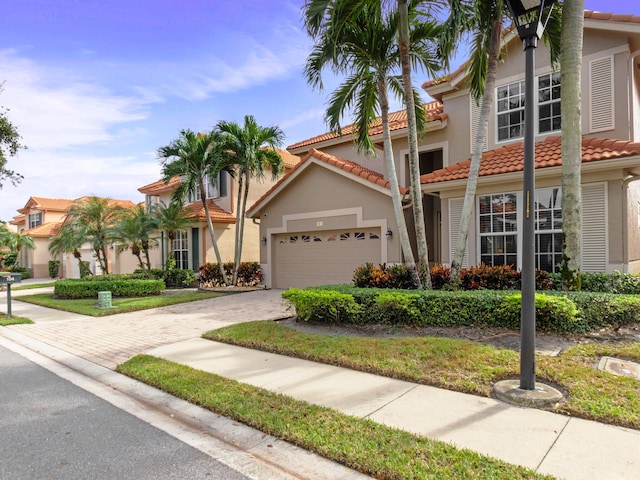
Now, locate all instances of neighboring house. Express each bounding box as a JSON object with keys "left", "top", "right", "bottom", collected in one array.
[
  {"left": 10, "top": 196, "right": 139, "bottom": 278},
  {"left": 248, "top": 9, "right": 640, "bottom": 289},
  {"left": 10, "top": 197, "right": 74, "bottom": 277},
  {"left": 139, "top": 148, "right": 300, "bottom": 271}
]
